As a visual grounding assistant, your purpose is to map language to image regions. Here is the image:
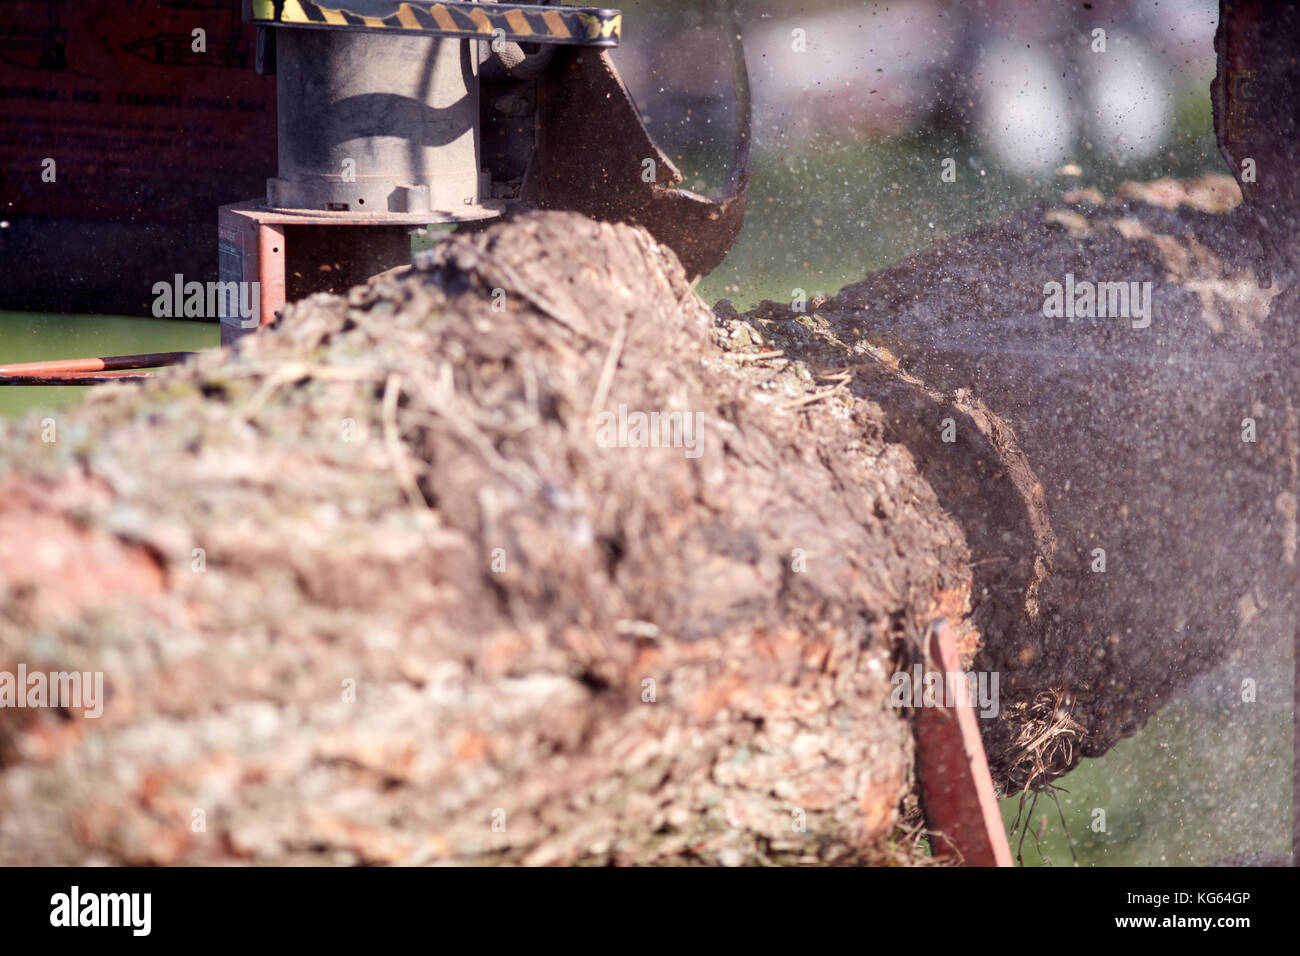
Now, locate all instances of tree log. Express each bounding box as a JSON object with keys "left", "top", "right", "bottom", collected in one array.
[
  {"left": 731, "top": 175, "right": 1296, "bottom": 795},
  {"left": 2, "top": 163, "right": 1292, "bottom": 864},
  {"left": 3, "top": 0, "right": 1296, "bottom": 868},
  {"left": 0, "top": 212, "right": 980, "bottom": 865}
]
